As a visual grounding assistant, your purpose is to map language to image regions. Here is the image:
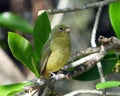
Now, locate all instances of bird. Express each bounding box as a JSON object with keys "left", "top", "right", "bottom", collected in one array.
[{"left": 39, "top": 24, "right": 71, "bottom": 78}]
